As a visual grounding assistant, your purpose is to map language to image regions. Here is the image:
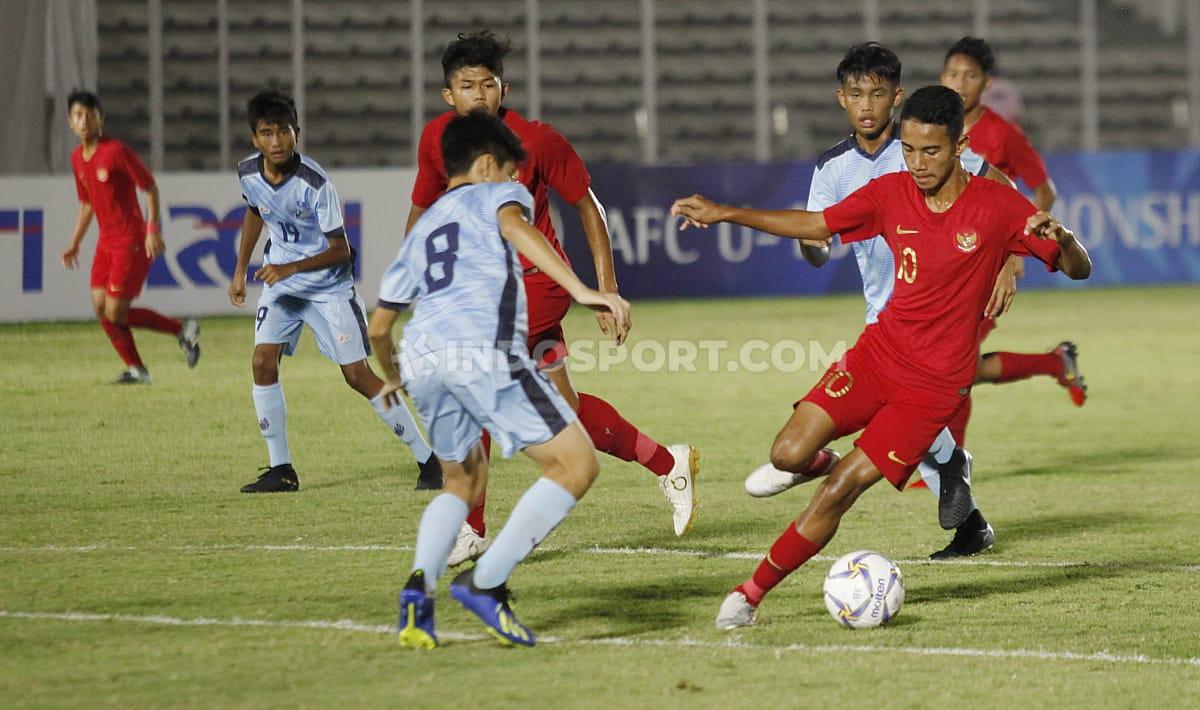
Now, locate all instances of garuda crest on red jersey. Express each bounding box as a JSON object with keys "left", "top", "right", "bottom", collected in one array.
[{"left": 955, "top": 230, "right": 979, "bottom": 253}]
